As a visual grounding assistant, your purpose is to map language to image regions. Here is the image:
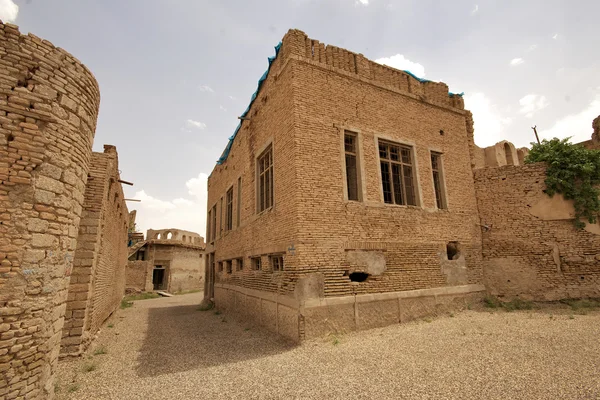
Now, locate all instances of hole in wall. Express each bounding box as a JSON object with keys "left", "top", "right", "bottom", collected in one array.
[
  {"left": 349, "top": 272, "right": 369, "bottom": 282},
  {"left": 7, "top": 134, "right": 15, "bottom": 142},
  {"left": 446, "top": 241, "right": 461, "bottom": 260},
  {"left": 580, "top": 276, "right": 585, "bottom": 281},
  {"left": 439, "top": 130, "right": 444, "bottom": 136}
]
